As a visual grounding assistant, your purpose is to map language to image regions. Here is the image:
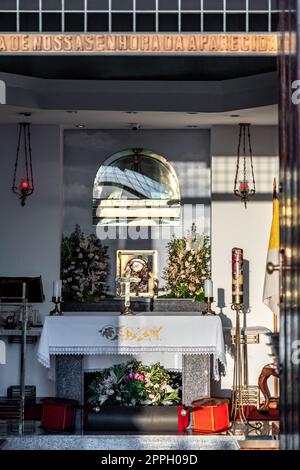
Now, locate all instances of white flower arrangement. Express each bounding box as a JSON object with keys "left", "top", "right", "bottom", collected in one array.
[
  {"left": 162, "top": 225, "right": 210, "bottom": 302},
  {"left": 61, "top": 224, "right": 110, "bottom": 302}
]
